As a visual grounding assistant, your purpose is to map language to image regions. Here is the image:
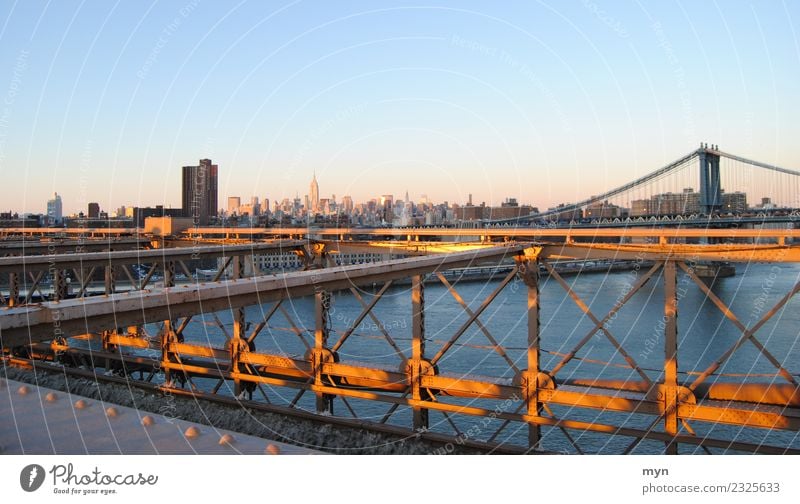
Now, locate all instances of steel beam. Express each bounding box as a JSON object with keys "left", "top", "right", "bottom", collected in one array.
[
  {"left": 7, "top": 272, "right": 19, "bottom": 307},
  {"left": 182, "top": 226, "right": 800, "bottom": 240},
  {"left": 0, "top": 241, "right": 305, "bottom": 274},
  {"left": 519, "top": 258, "right": 541, "bottom": 449},
  {"left": 314, "top": 290, "right": 333, "bottom": 414},
  {"left": 410, "top": 274, "right": 428, "bottom": 431},
  {"left": 1, "top": 246, "right": 525, "bottom": 347},
  {"left": 231, "top": 255, "right": 246, "bottom": 398},
  {"left": 663, "top": 260, "right": 679, "bottom": 454},
  {"left": 541, "top": 243, "right": 800, "bottom": 263}
]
